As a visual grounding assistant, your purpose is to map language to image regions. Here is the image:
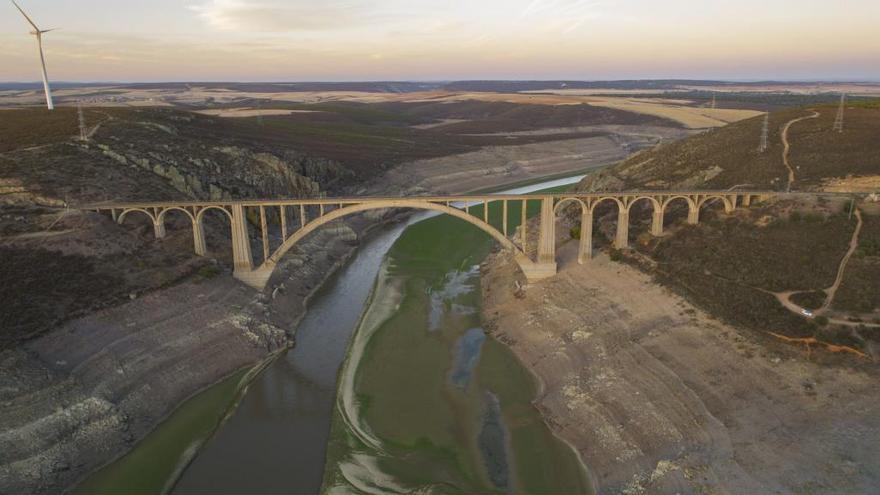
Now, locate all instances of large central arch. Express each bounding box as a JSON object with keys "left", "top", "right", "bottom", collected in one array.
[{"left": 236, "top": 199, "right": 531, "bottom": 289}]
